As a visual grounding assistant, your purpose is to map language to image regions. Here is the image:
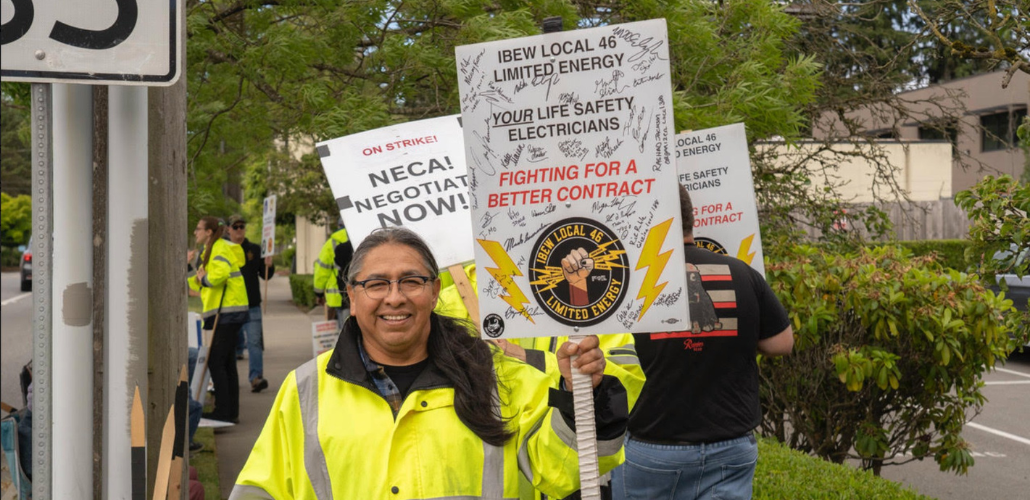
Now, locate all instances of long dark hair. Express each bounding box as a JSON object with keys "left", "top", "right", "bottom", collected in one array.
[
  {"left": 199, "top": 216, "right": 225, "bottom": 267},
  {"left": 349, "top": 227, "right": 514, "bottom": 446}
]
